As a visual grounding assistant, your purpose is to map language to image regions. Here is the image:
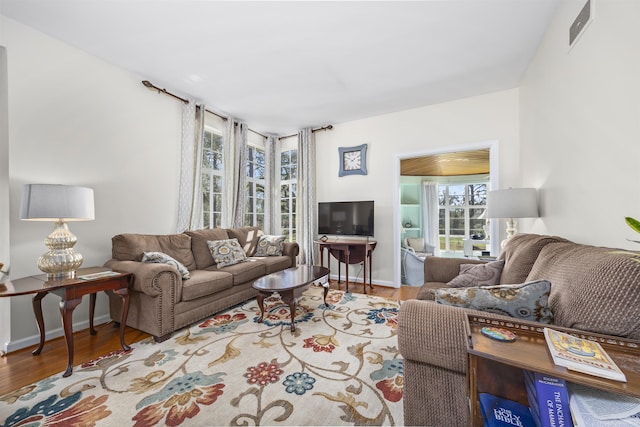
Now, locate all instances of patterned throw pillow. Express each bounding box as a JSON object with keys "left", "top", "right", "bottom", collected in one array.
[
  {"left": 207, "top": 238, "right": 247, "bottom": 268},
  {"left": 142, "top": 251, "right": 191, "bottom": 279},
  {"left": 447, "top": 260, "right": 505, "bottom": 288},
  {"left": 434, "top": 279, "right": 553, "bottom": 323},
  {"left": 254, "top": 235, "right": 285, "bottom": 257}
]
